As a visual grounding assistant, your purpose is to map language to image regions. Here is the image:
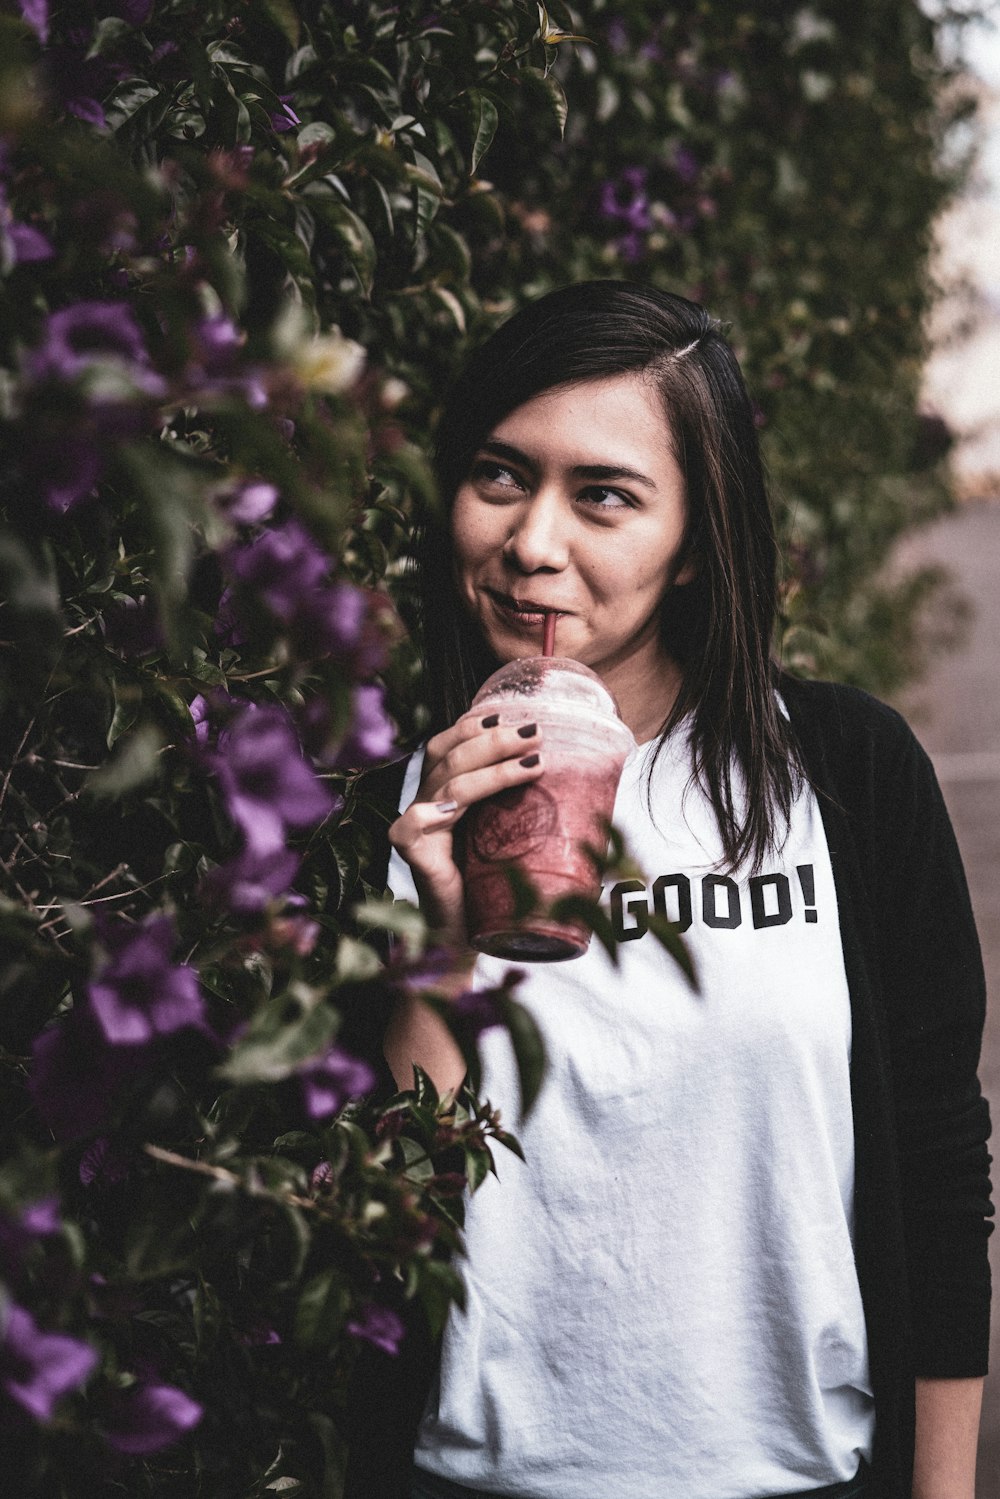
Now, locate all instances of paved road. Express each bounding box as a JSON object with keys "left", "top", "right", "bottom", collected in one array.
[{"left": 894, "top": 499, "right": 1000, "bottom": 1498}]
